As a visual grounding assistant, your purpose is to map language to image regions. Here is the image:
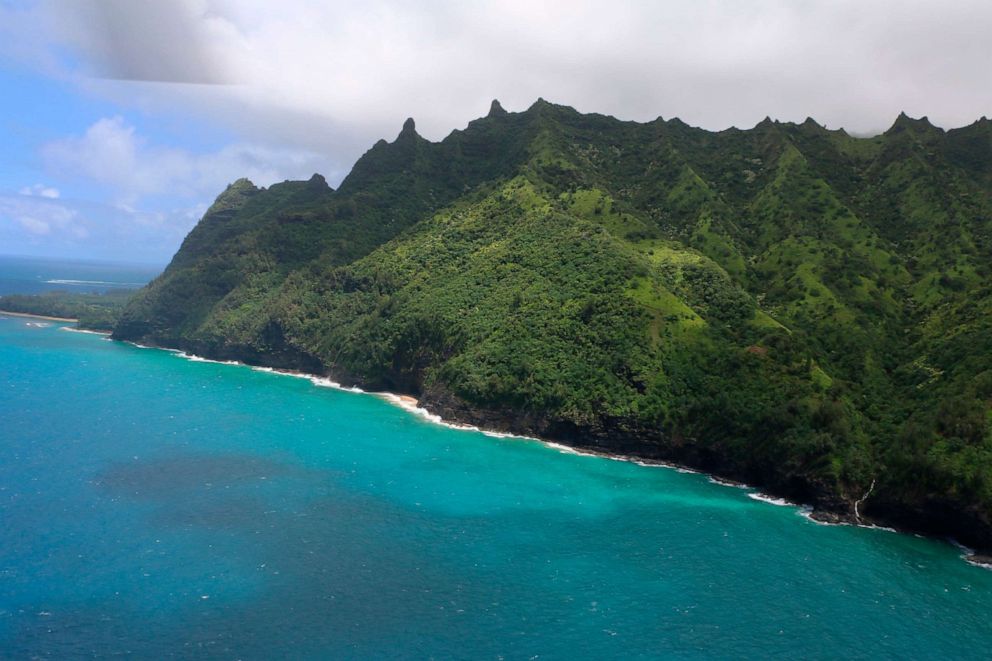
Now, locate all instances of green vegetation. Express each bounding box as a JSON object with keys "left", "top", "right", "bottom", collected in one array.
[
  {"left": 113, "top": 101, "right": 992, "bottom": 550},
  {"left": 0, "top": 289, "right": 136, "bottom": 330}
]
